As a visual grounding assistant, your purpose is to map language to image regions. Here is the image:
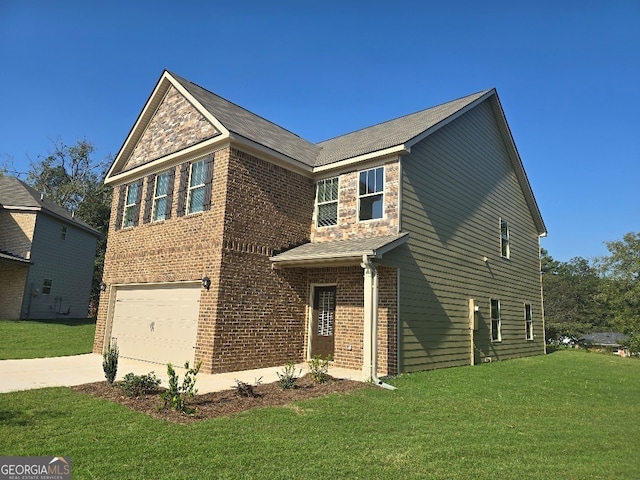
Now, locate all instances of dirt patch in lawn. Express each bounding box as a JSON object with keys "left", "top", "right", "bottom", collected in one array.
[{"left": 72, "top": 375, "right": 369, "bottom": 424}]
